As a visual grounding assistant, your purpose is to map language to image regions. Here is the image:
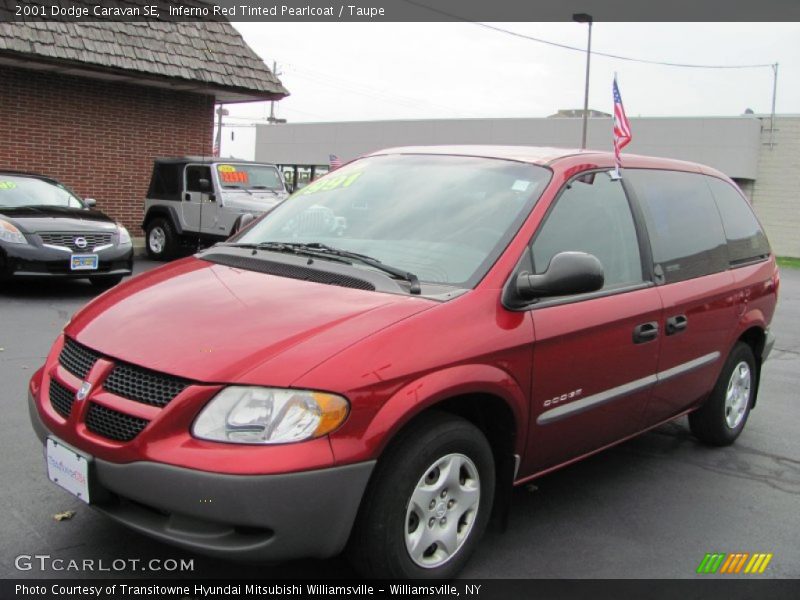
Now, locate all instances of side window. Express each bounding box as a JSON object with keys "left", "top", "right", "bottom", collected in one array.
[
  {"left": 625, "top": 170, "right": 728, "bottom": 284},
  {"left": 532, "top": 171, "right": 643, "bottom": 289},
  {"left": 705, "top": 176, "right": 771, "bottom": 265},
  {"left": 185, "top": 166, "right": 212, "bottom": 193}
]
